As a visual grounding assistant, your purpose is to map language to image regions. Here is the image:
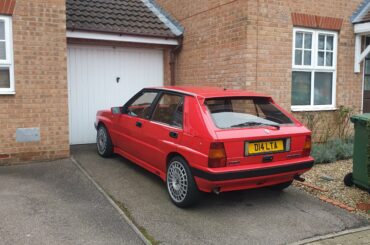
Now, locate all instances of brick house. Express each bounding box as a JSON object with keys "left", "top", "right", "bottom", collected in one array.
[
  {"left": 2, "top": 0, "right": 370, "bottom": 164},
  {"left": 156, "top": 0, "right": 370, "bottom": 136},
  {"left": 0, "top": 0, "right": 182, "bottom": 164}
]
